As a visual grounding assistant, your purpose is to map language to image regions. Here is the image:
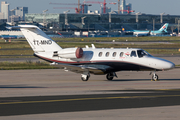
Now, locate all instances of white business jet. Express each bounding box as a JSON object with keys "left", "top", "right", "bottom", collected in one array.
[{"left": 10, "top": 25, "right": 175, "bottom": 81}]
